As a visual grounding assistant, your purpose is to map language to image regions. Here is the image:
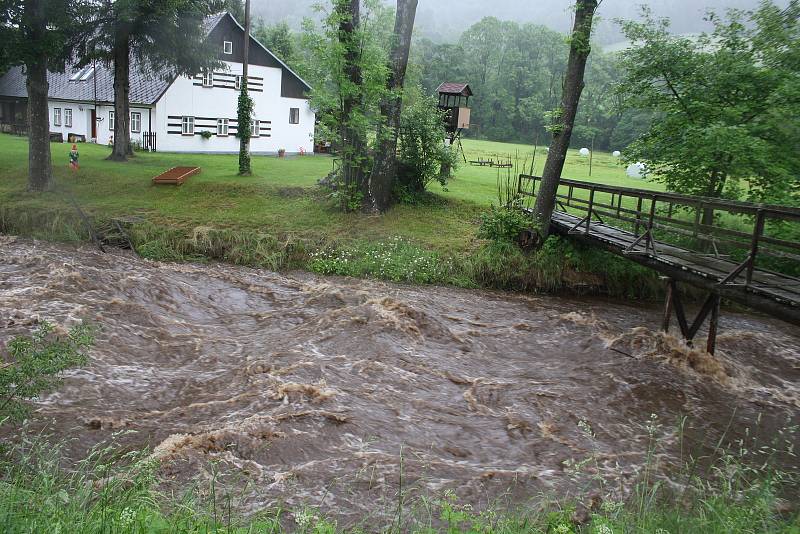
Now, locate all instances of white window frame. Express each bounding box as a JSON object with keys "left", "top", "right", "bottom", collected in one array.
[
  {"left": 109, "top": 111, "right": 114, "bottom": 131},
  {"left": 64, "top": 108, "right": 72, "bottom": 128},
  {"left": 182, "top": 116, "right": 194, "bottom": 136},
  {"left": 216, "top": 118, "right": 229, "bottom": 136},
  {"left": 251, "top": 116, "right": 259, "bottom": 138},
  {"left": 223, "top": 41, "right": 233, "bottom": 55},
  {"left": 130, "top": 111, "right": 141, "bottom": 133},
  {"left": 289, "top": 108, "right": 300, "bottom": 125},
  {"left": 202, "top": 70, "right": 213, "bottom": 87},
  {"left": 235, "top": 75, "right": 242, "bottom": 91},
  {"left": 53, "top": 107, "right": 62, "bottom": 126}
]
